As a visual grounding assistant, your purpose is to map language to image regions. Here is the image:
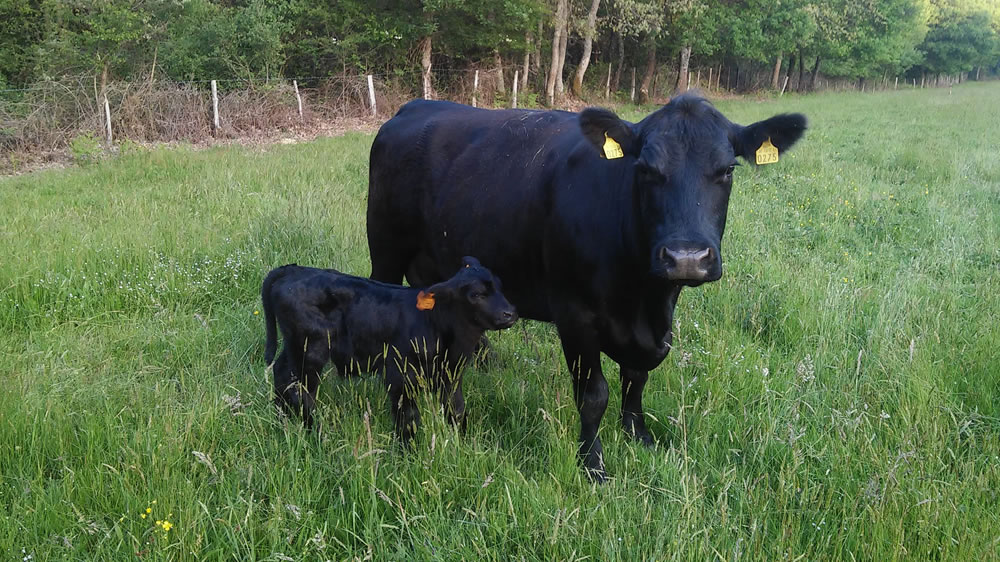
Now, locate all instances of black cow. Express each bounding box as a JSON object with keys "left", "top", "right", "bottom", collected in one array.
[
  {"left": 367, "top": 94, "right": 806, "bottom": 480},
  {"left": 261, "top": 257, "right": 517, "bottom": 443}
]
